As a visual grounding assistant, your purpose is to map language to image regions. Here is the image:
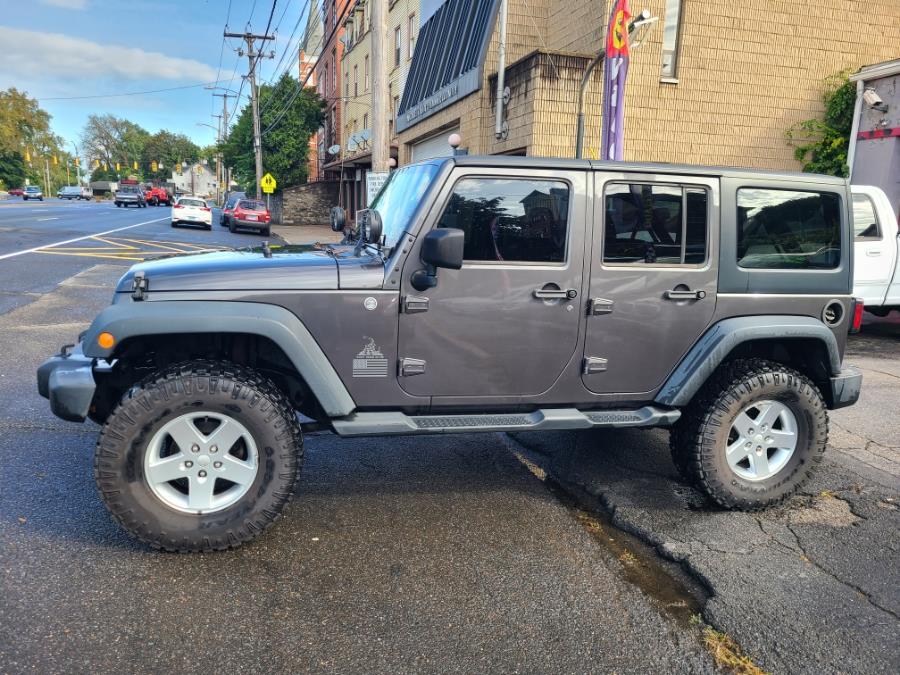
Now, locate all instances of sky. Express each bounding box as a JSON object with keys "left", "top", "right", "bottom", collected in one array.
[{"left": 0, "top": 0, "right": 312, "bottom": 154}]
